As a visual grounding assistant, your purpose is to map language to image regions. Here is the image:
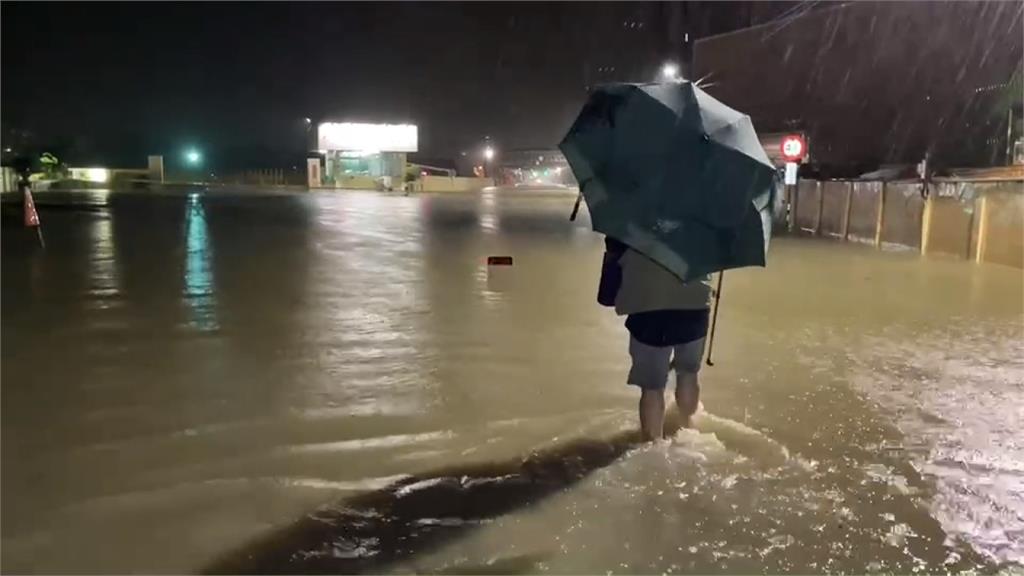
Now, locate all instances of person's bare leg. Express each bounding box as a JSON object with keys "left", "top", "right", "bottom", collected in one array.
[
  {"left": 639, "top": 389, "right": 666, "bottom": 441},
  {"left": 675, "top": 371, "right": 700, "bottom": 427}
]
